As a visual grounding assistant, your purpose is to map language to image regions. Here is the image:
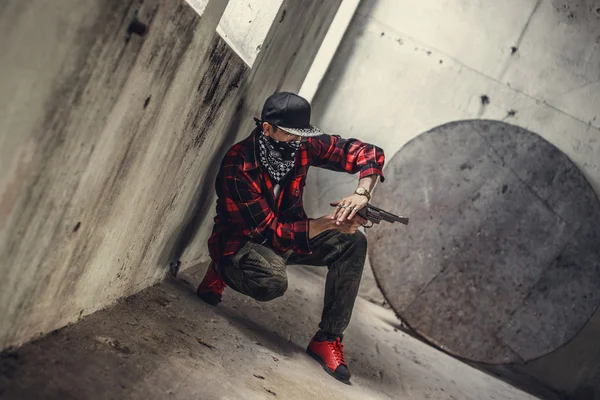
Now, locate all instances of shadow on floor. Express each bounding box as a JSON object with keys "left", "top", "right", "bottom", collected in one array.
[
  {"left": 173, "top": 263, "right": 401, "bottom": 390},
  {"left": 168, "top": 274, "right": 307, "bottom": 358}
]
